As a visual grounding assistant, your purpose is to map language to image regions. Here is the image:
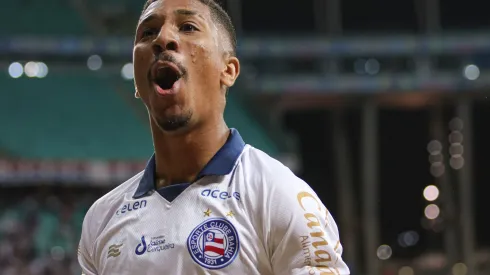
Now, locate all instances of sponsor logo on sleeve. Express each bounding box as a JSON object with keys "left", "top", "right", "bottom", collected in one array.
[
  {"left": 297, "top": 191, "right": 339, "bottom": 274},
  {"left": 107, "top": 243, "right": 123, "bottom": 258},
  {"left": 187, "top": 218, "right": 239, "bottom": 269}
]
